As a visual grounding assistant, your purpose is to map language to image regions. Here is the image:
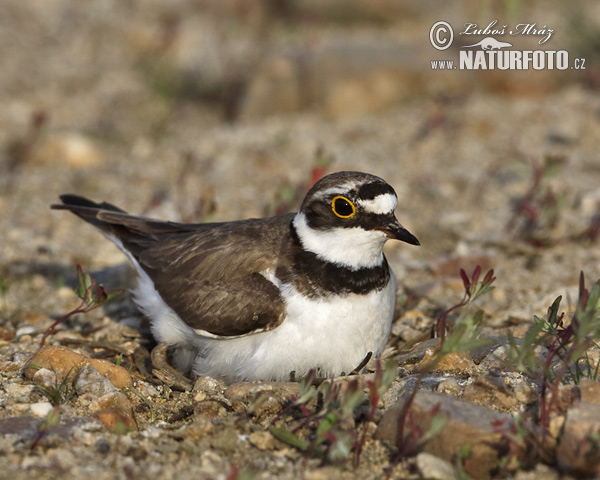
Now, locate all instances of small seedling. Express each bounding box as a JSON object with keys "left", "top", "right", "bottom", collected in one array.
[
  {"left": 507, "top": 272, "right": 600, "bottom": 441},
  {"left": 29, "top": 406, "right": 60, "bottom": 450},
  {"left": 506, "top": 155, "right": 567, "bottom": 247},
  {"left": 453, "top": 444, "right": 474, "bottom": 480},
  {"left": 39, "top": 264, "right": 122, "bottom": 349},
  {"left": 268, "top": 359, "right": 396, "bottom": 466},
  {"left": 30, "top": 366, "right": 80, "bottom": 406},
  {"left": 492, "top": 414, "right": 531, "bottom": 475},
  {"left": 122, "top": 388, "right": 156, "bottom": 424},
  {"left": 393, "top": 267, "right": 496, "bottom": 460}
]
